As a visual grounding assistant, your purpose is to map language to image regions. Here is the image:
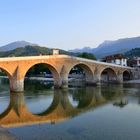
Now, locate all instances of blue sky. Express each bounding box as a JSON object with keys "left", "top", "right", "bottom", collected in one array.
[{"left": 0, "top": 0, "right": 140, "bottom": 50}]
